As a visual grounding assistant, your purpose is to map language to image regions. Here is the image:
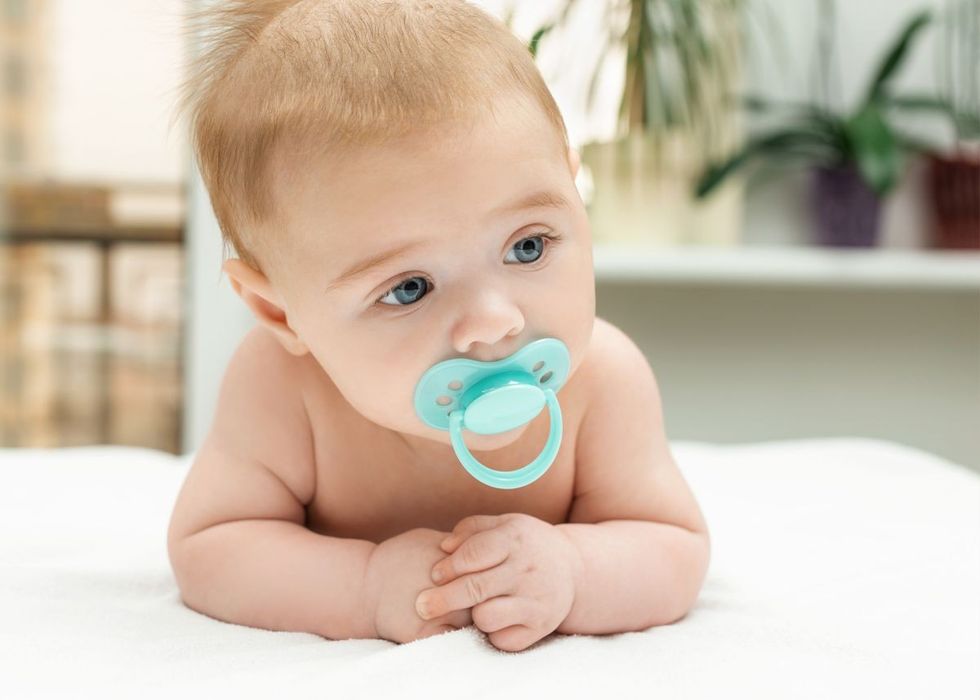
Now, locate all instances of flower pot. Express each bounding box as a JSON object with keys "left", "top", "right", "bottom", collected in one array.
[
  {"left": 926, "top": 152, "right": 980, "bottom": 250},
  {"left": 810, "top": 164, "right": 883, "bottom": 247}
]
